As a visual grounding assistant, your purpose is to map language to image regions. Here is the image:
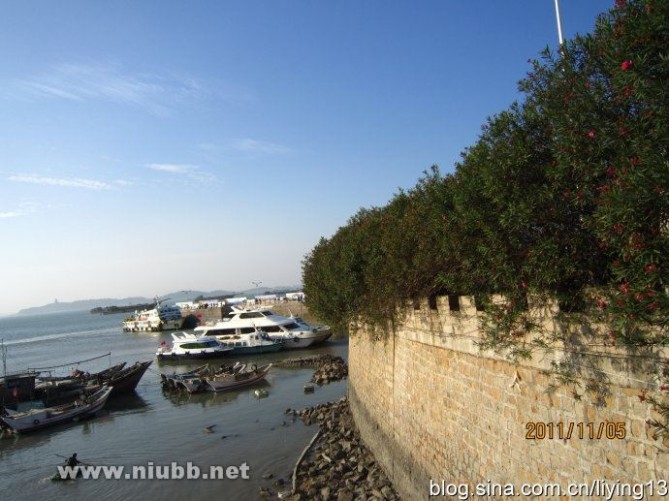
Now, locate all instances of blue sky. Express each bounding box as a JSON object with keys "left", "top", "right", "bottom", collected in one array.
[{"left": 1, "top": 1, "right": 613, "bottom": 314}]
